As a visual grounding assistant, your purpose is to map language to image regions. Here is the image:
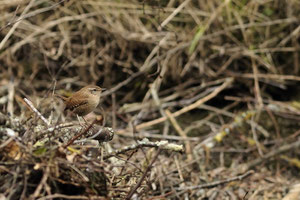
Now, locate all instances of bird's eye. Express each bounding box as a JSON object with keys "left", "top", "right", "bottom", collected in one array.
[{"left": 89, "top": 88, "right": 97, "bottom": 92}]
